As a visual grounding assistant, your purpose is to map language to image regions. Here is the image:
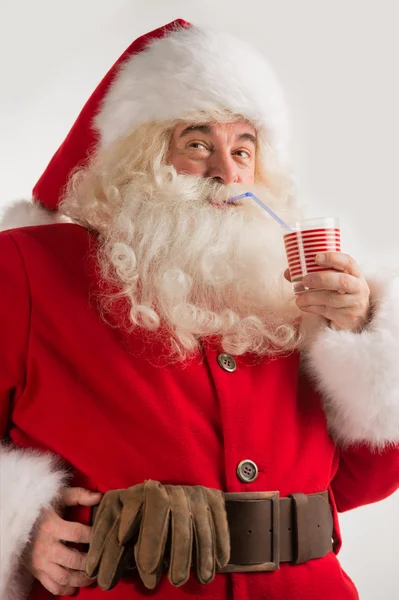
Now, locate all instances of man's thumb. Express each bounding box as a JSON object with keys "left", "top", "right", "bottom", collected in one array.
[{"left": 61, "top": 486, "right": 103, "bottom": 507}]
